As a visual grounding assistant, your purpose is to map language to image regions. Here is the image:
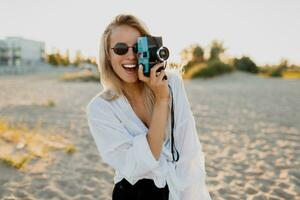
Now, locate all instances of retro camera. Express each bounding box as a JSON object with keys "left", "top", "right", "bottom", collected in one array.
[{"left": 137, "top": 36, "right": 169, "bottom": 77}]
